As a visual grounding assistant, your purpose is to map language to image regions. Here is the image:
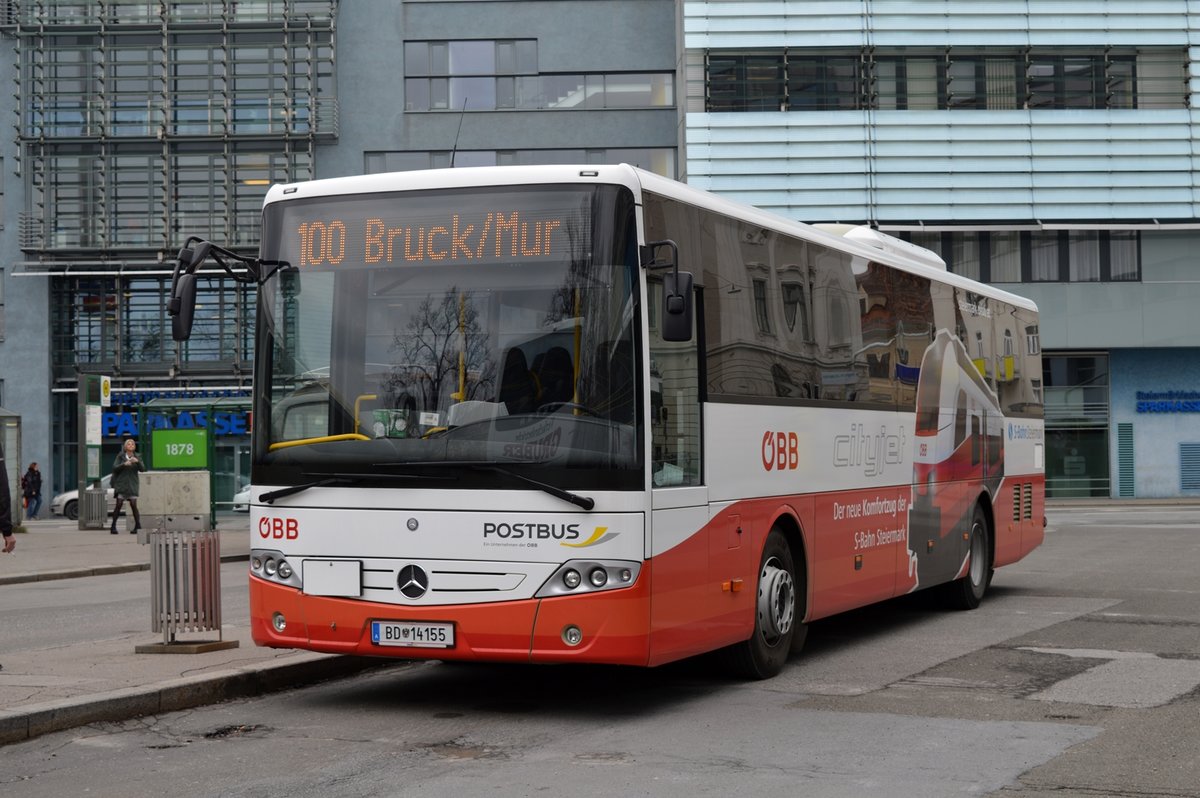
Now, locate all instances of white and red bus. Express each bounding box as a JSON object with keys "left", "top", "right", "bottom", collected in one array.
[{"left": 170, "top": 164, "right": 1045, "bottom": 678}]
